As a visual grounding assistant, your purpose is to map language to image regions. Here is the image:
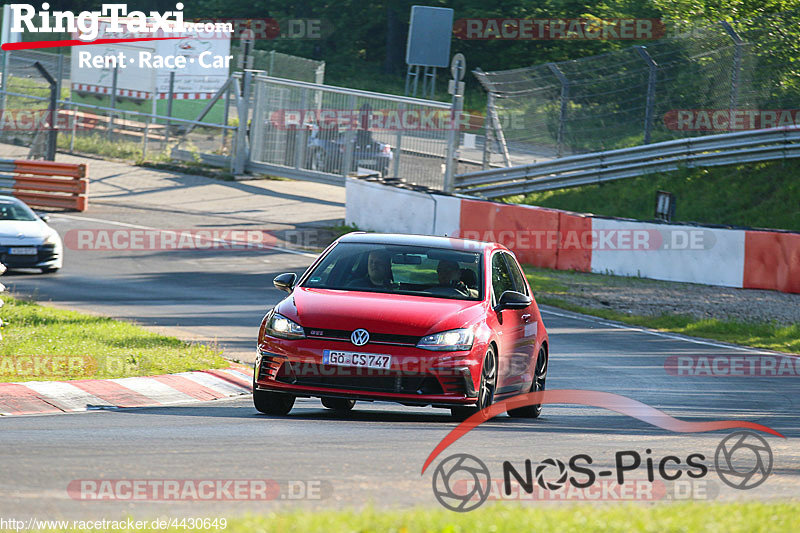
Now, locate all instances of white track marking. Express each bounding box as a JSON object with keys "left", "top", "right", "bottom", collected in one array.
[
  {"left": 20, "top": 381, "right": 113, "bottom": 412},
  {"left": 109, "top": 377, "right": 198, "bottom": 405},
  {"left": 177, "top": 371, "right": 251, "bottom": 395},
  {"left": 539, "top": 307, "right": 794, "bottom": 356}
]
